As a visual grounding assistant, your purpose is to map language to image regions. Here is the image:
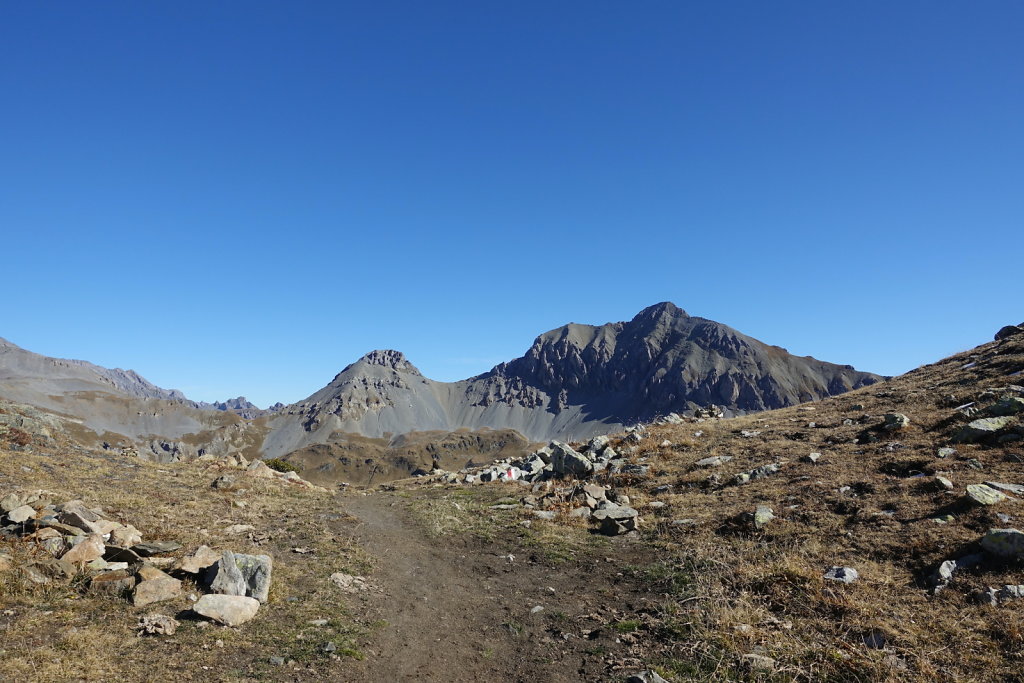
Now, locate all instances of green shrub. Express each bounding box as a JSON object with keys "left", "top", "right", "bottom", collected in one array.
[{"left": 264, "top": 458, "right": 300, "bottom": 473}]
